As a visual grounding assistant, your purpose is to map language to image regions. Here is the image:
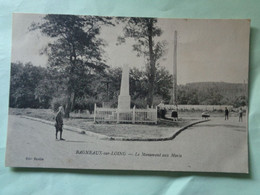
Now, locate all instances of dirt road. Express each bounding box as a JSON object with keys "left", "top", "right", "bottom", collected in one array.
[{"left": 5, "top": 115, "right": 248, "bottom": 173}]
